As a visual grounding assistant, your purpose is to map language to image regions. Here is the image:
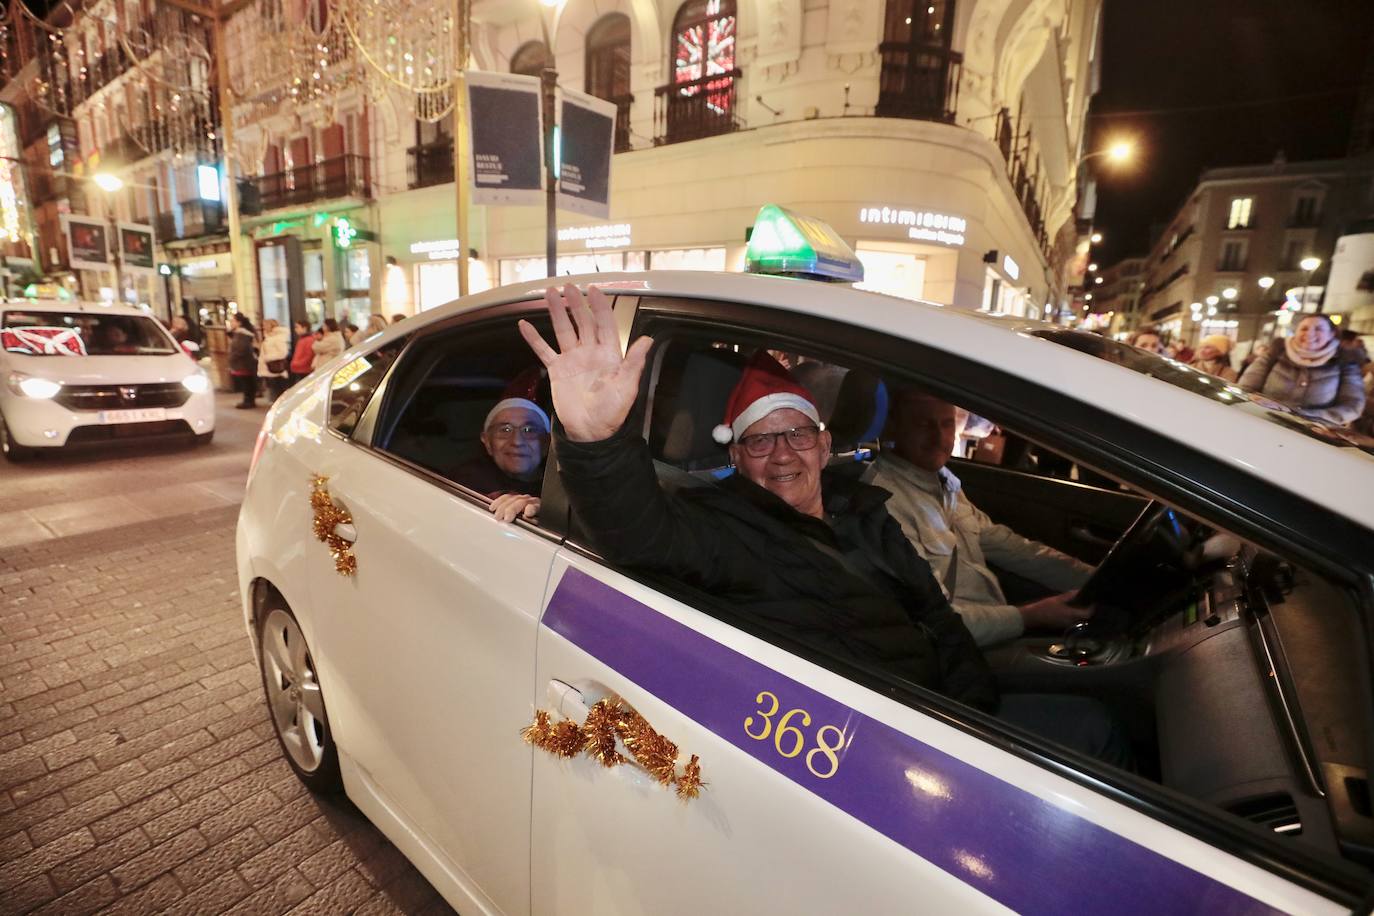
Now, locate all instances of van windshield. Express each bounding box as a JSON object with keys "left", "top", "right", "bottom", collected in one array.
[{"left": 1, "top": 310, "right": 178, "bottom": 356}]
